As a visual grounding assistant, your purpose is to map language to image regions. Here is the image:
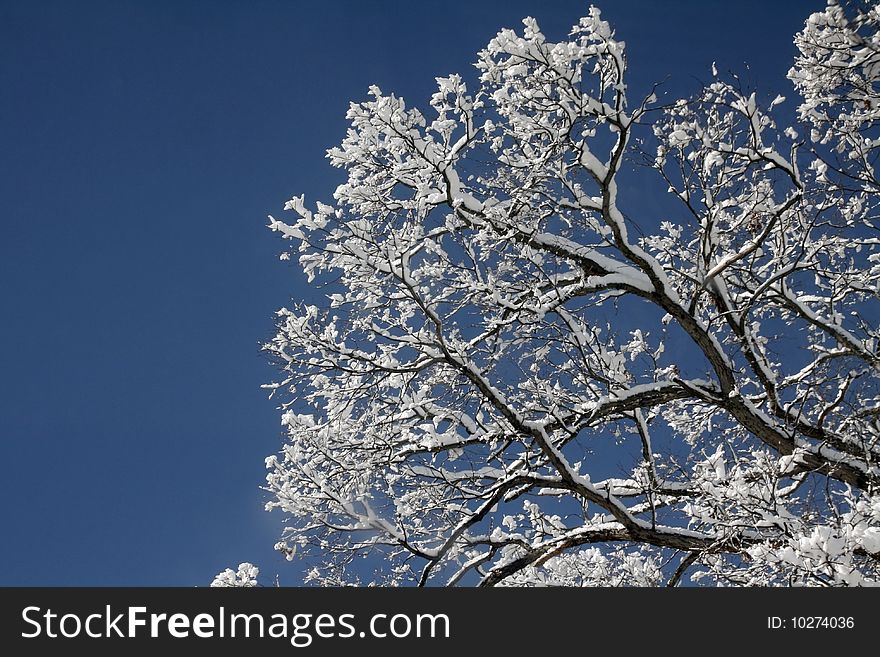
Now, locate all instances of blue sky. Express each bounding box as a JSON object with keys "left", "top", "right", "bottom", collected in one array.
[{"left": 0, "top": 0, "right": 813, "bottom": 585}]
